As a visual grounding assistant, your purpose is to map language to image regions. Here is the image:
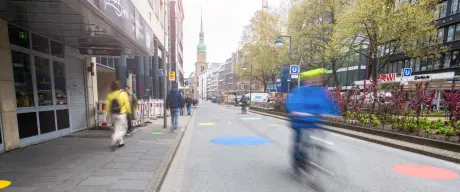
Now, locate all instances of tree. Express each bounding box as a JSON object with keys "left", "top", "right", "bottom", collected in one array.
[
  {"left": 237, "top": 9, "right": 285, "bottom": 91},
  {"left": 288, "top": 0, "right": 357, "bottom": 88},
  {"left": 335, "top": 0, "right": 442, "bottom": 111}
]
